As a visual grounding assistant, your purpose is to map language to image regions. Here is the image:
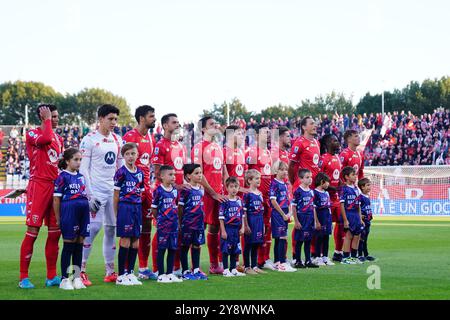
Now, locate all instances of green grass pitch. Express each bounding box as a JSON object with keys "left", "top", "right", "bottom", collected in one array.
[{"left": 1, "top": 217, "right": 449, "bottom": 300}]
